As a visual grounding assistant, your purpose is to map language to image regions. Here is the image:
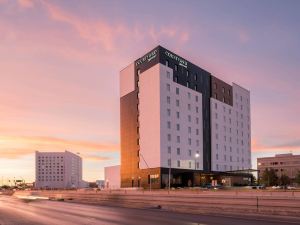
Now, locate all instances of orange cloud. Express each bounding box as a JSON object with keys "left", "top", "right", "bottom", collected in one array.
[
  {"left": 0, "top": 135, "right": 119, "bottom": 159},
  {"left": 251, "top": 139, "right": 300, "bottom": 153}
]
